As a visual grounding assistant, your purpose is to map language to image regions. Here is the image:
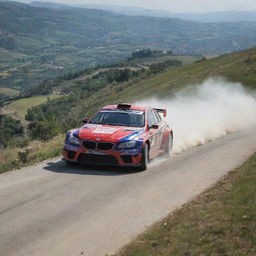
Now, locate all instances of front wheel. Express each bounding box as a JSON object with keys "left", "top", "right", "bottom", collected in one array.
[
  {"left": 138, "top": 143, "right": 149, "bottom": 171},
  {"left": 65, "top": 160, "right": 78, "bottom": 166}
]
